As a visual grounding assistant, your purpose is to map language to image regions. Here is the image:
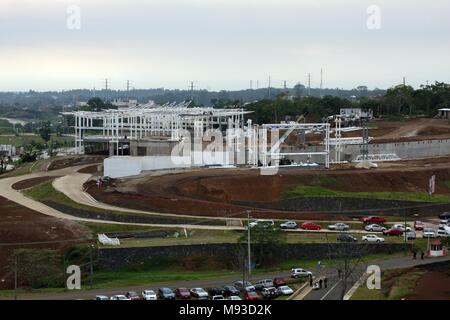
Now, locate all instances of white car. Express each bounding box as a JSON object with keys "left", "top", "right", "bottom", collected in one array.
[
  {"left": 212, "top": 295, "right": 225, "bottom": 300},
  {"left": 364, "top": 224, "right": 386, "bottom": 232},
  {"left": 327, "top": 223, "right": 349, "bottom": 231},
  {"left": 392, "top": 224, "right": 412, "bottom": 232},
  {"left": 277, "top": 286, "right": 294, "bottom": 296},
  {"left": 190, "top": 288, "right": 209, "bottom": 299},
  {"left": 362, "top": 234, "right": 385, "bottom": 242},
  {"left": 249, "top": 219, "right": 274, "bottom": 228},
  {"left": 227, "top": 295, "right": 242, "bottom": 300},
  {"left": 437, "top": 228, "right": 450, "bottom": 237},
  {"left": 141, "top": 290, "right": 157, "bottom": 300},
  {"left": 423, "top": 228, "right": 436, "bottom": 238},
  {"left": 95, "top": 295, "right": 109, "bottom": 300},
  {"left": 291, "top": 268, "right": 313, "bottom": 278},
  {"left": 280, "top": 221, "right": 298, "bottom": 229},
  {"left": 110, "top": 295, "right": 130, "bottom": 300}
]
